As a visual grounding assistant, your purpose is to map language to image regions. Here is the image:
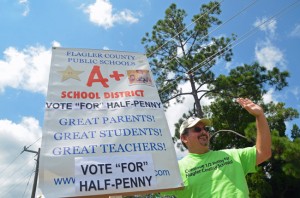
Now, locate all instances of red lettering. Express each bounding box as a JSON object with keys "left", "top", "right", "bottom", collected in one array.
[
  {"left": 102, "top": 90, "right": 144, "bottom": 99},
  {"left": 109, "top": 70, "right": 124, "bottom": 81},
  {"left": 81, "top": 92, "right": 87, "bottom": 98},
  {"left": 86, "top": 65, "right": 109, "bottom": 88},
  {"left": 60, "top": 91, "right": 100, "bottom": 99},
  {"left": 61, "top": 91, "right": 67, "bottom": 98}
]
